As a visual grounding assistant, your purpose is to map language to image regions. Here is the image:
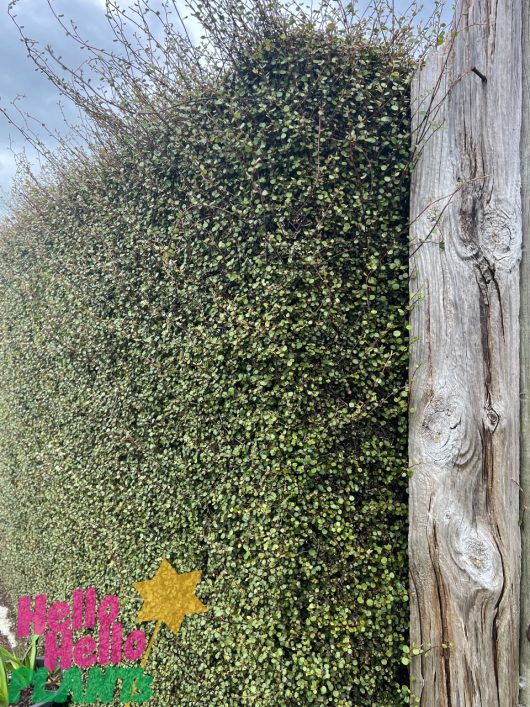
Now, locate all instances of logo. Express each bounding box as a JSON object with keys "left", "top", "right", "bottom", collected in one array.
[{"left": 8, "top": 559, "right": 207, "bottom": 704}]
